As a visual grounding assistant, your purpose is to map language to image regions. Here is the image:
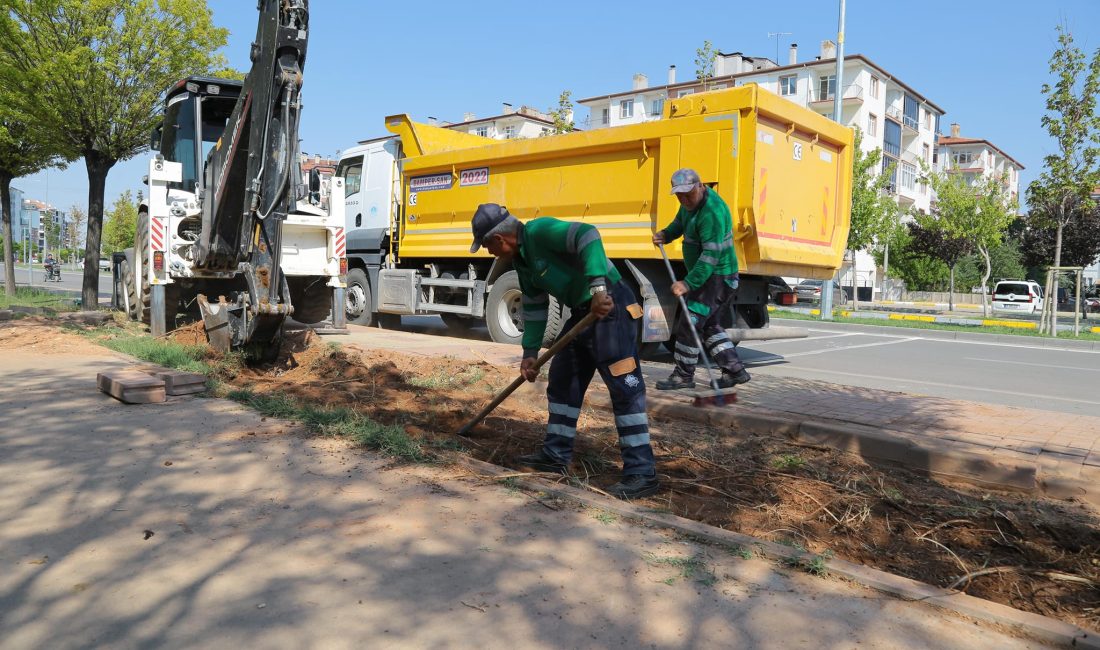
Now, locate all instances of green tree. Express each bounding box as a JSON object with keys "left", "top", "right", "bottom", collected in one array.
[
  {"left": 695, "top": 40, "right": 716, "bottom": 91},
  {"left": 0, "top": 0, "right": 230, "bottom": 308},
  {"left": 921, "top": 166, "right": 1018, "bottom": 316},
  {"left": 847, "top": 128, "right": 901, "bottom": 308},
  {"left": 1027, "top": 25, "right": 1100, "bottom": 333},
  {"left": 0, "top": 48, "right": 70, "bottom": 294},
  {"left": 546, "top": 90, "right": 574, "bottom": 134},
  {"left": 101, "top": 190, "right": 138, "bottom": 256}
]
